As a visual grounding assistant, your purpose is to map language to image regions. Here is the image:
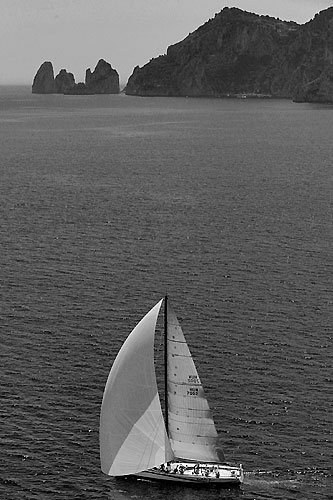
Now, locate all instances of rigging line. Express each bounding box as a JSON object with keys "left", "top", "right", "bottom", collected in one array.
[{"left": 164, "top": 294, "right": 169, "bottom": 436}]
